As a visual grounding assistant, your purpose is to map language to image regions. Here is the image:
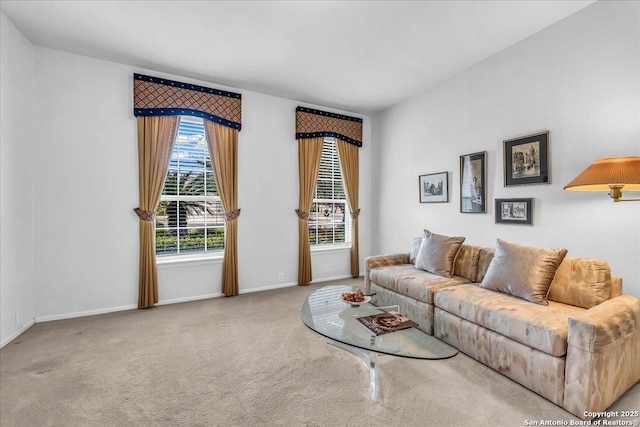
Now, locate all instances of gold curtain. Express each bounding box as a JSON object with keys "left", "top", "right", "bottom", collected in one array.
[
  {"left": 135, "top": 116, "right": 179, "bottom": 308},
  {"left": 337, "top": 139, "right": 360, "bottom": 277},
  {"left": 203, "top": 120, "right": 240, "bottom": 296},
  {"left": 296, "top": 137, "right": 324, "bottom": 285}
]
